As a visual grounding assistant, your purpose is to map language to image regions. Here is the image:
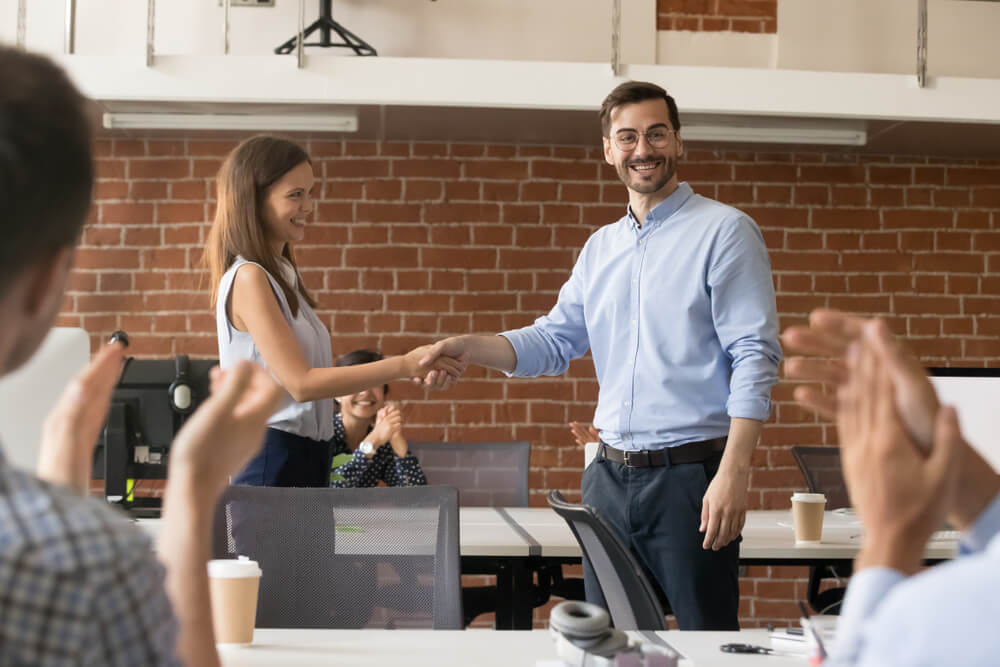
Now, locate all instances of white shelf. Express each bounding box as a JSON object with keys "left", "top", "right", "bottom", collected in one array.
[{"left": 56, "top": 54, "right": 1000, "bottom": 125}]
